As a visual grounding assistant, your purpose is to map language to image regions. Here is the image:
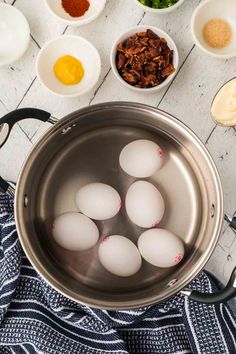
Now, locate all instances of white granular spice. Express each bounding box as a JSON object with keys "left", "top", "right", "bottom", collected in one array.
[{"left": 203, "top": 18, "right": 232, "bottom": 49}]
